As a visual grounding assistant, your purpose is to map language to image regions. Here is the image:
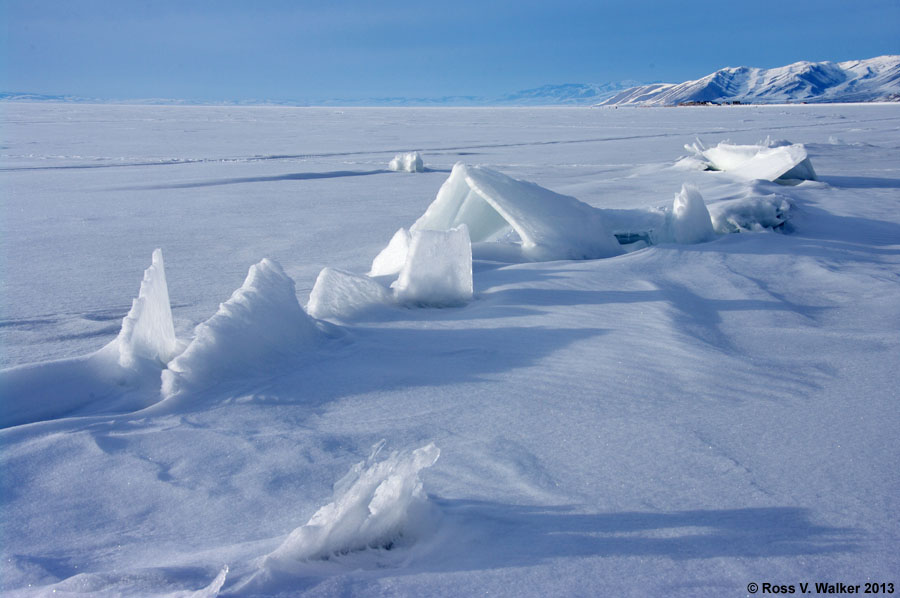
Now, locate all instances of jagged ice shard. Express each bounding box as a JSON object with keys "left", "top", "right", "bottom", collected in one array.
[
  {"left": 405, "top": 163, "right": 622, "bottom": 262},
  {"left": 264, "top": 442, "right": 440, "bottom": 565},
  {"left": 115, "top": 248, "right": 178, "bottom": 368},
  {"left": 668, "top": 184, "right": 716, "bottom": 244}
]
